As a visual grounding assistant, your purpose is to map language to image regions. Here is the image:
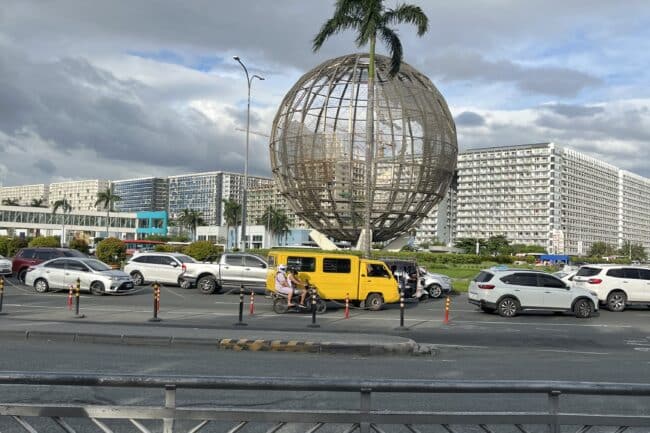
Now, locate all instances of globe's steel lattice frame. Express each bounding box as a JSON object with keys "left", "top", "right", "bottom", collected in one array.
[{"left": 270, "top": 53, "right": 458, "bottom": 242}]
